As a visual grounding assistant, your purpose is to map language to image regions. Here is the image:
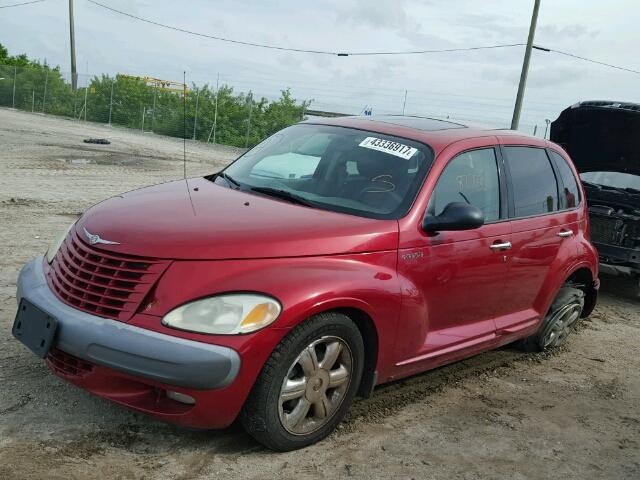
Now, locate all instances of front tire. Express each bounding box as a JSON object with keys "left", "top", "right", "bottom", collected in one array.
[
  {"left": 240, "top": 312, "right": 364, "bottom": 451},
  {"left": 520, "top": 286, "right": 585, "bottom": 352}
]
